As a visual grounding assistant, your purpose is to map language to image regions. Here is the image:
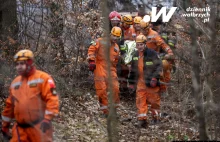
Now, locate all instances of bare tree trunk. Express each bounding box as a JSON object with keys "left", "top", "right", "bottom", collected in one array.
[
  {"left": 101, "top": 1, "right": 119, "bottom": 142},
  {"left": 185, "top": 0, "right": 209, "bottom": 140},
  {"left": 190, "top": 21, "right": 209, "bottom": 141},
  {"left": 47, "top": 1, "right": 65, "bottom": 60},
  {"left": 0, "top": 0, "right": 18, "bottom": 58},
  {"left": 207, "top": 0, "right": 220, "bottom": 140},
  {"left": 0, "top": 0, "right": 18, "bottom": 41},
  {"left": 107, "top": 0, "right": 115, "bottom": 11}
]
